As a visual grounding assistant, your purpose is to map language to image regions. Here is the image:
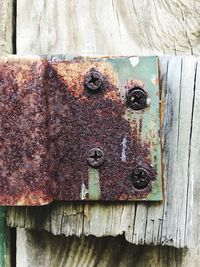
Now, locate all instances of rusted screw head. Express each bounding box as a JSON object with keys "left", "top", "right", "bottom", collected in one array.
[
  {"left": 126, "top": 88, "right": 148, "bottom": 110},
  {"left": 131, "top": 167, "right": 150, "bottom": 190},
  {"left": 84, "top": 70, "right": 103, "bottom": 91},
  {"left": 86, "top": 148, "right": 105, "bottom": 168}
]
